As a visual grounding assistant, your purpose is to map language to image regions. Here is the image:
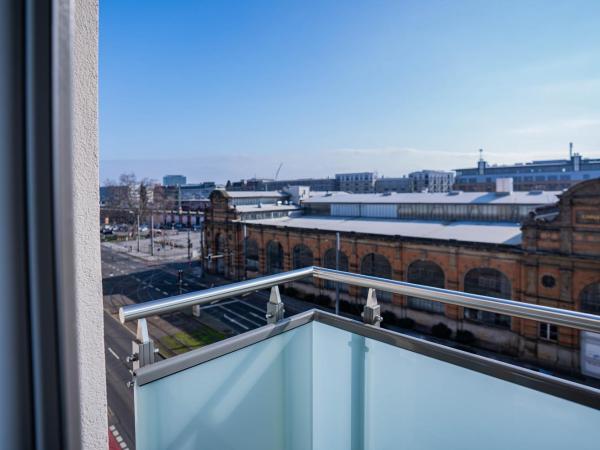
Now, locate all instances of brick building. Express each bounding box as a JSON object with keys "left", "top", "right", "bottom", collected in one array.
[{"left": 203, "top": 181, "right": 600, "bottom": 377}]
